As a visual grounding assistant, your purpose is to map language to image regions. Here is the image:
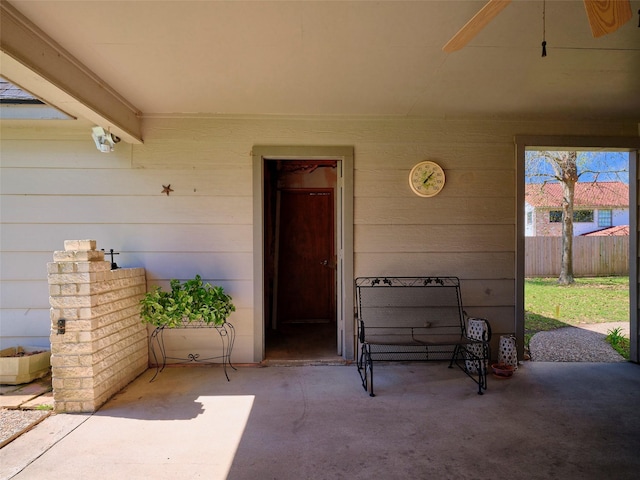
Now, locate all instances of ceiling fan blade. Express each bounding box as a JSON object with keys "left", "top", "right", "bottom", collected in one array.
[
  {"left": 442, "top": 0, "right": 512, "bottom": 53},
  {"left": 583, "top": 0, "right": 632, "bottom": 38}
]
